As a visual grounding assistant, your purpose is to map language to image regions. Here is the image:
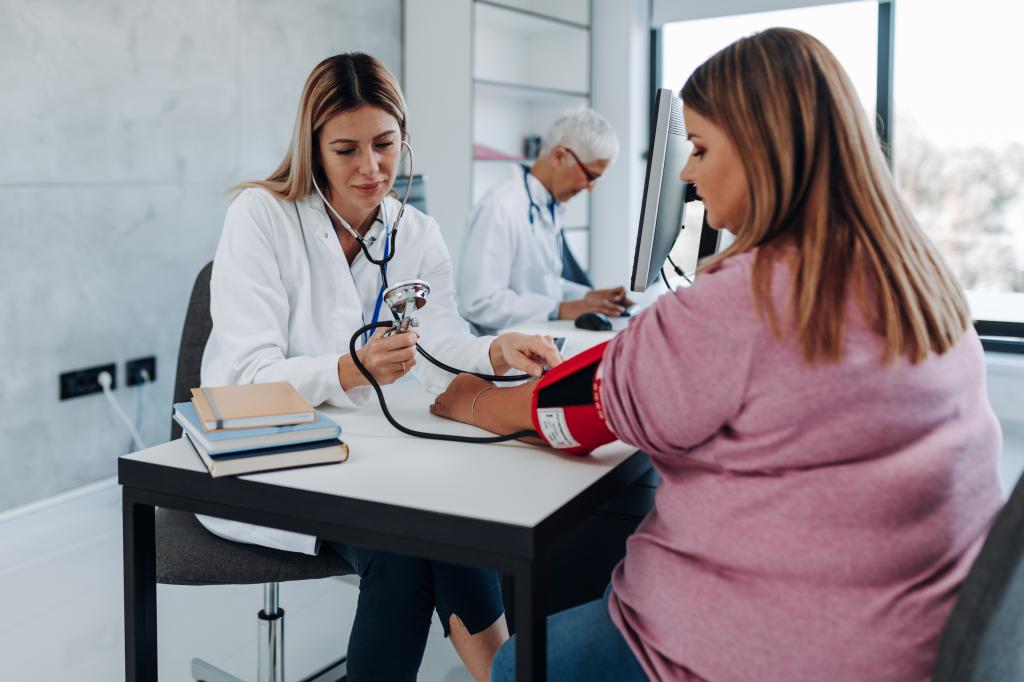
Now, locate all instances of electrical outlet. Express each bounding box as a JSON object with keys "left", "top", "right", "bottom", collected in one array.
[
  {"left": 125, "top": 356, "right": 157, "bottom": 386},
  {"left": 60, "top": 363, "right": 116, "bottom": 400}
]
